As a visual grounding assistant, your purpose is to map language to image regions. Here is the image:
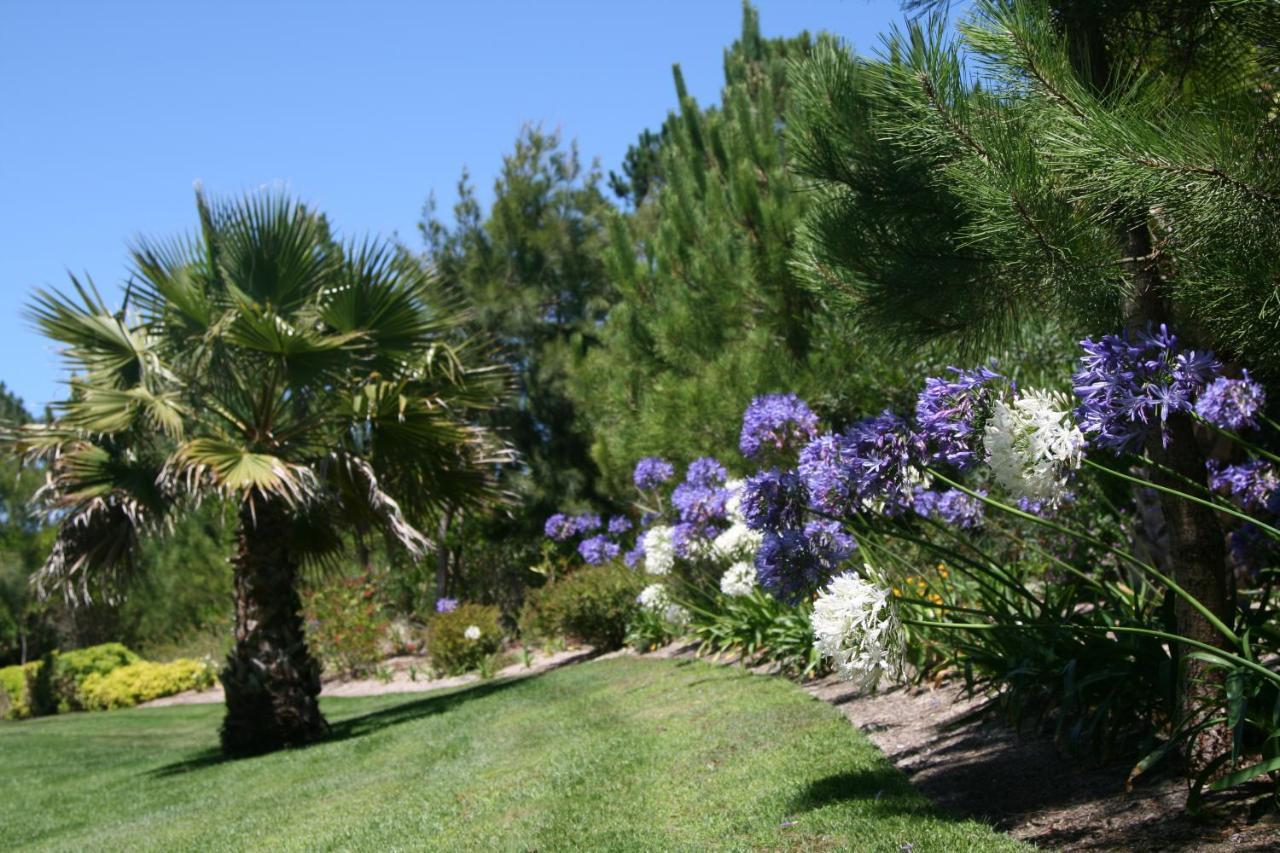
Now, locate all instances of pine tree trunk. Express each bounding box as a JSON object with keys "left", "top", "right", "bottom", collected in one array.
[
  {"left": 220, "top": 500, "right": 328, "bottom": 756},
  {"left": 1125, "top": 224, "right": 1232, "bottom": 777},
  {"left": 1061, "top": 8, "right": 1234, "bottom": 779}
]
